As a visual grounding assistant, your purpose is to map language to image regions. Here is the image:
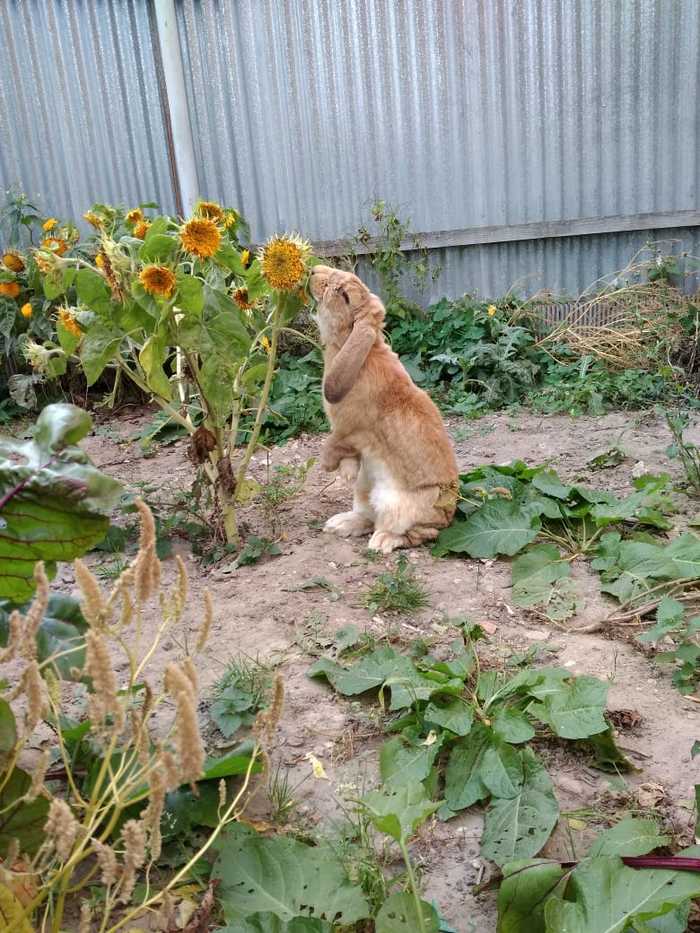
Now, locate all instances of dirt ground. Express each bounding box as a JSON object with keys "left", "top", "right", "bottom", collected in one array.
[{"left": 68, "top": 407, "right": 700, "bottom": 932}]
